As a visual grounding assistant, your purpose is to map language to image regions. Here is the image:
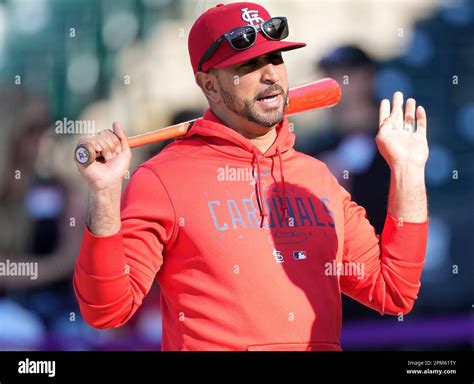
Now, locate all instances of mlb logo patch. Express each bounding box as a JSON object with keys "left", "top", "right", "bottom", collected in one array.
[{"left": 293, "top": 251, "right": 307, "bottom": 260}]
